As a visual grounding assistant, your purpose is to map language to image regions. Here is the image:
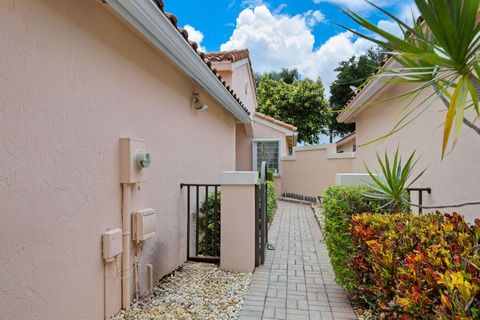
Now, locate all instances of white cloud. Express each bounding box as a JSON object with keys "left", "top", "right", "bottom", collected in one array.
[
  {"left": 183, "top": 25, "right": 206, "bottom": 52},
  {"left": 300, "top": 32, "right": 372, "bottom": 88},
  {"left": 304, "top": 10, "right": 326, "bottom": 27},
  {"left": 312, "top": 0, "right": 390, "bottom": 12},
  {"left": 241, "top": 0, "right": 264, "bottom": 8},
  {"left": 373, "top": 2, "right": 420, "bottom": 40},
  {"left": 376, "top": 19, "right": 403, "bottom": 37},
  {"left": 220, "top": 5, "right": 371, "bottom": 95},
  {"left": 398, "top": 1, "right": 420, "bottom": 22},
  {"left": 221, "top": 6, "right": 316, "bottom": 71}
]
